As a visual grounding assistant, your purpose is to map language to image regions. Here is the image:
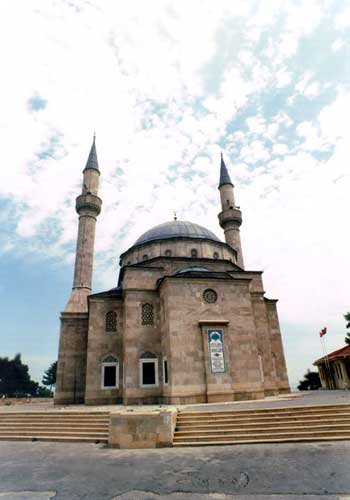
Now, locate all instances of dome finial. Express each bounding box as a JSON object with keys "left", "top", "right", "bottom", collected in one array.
[{"left": 173, "top": 210, "right": 177, "bottom": 221}]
